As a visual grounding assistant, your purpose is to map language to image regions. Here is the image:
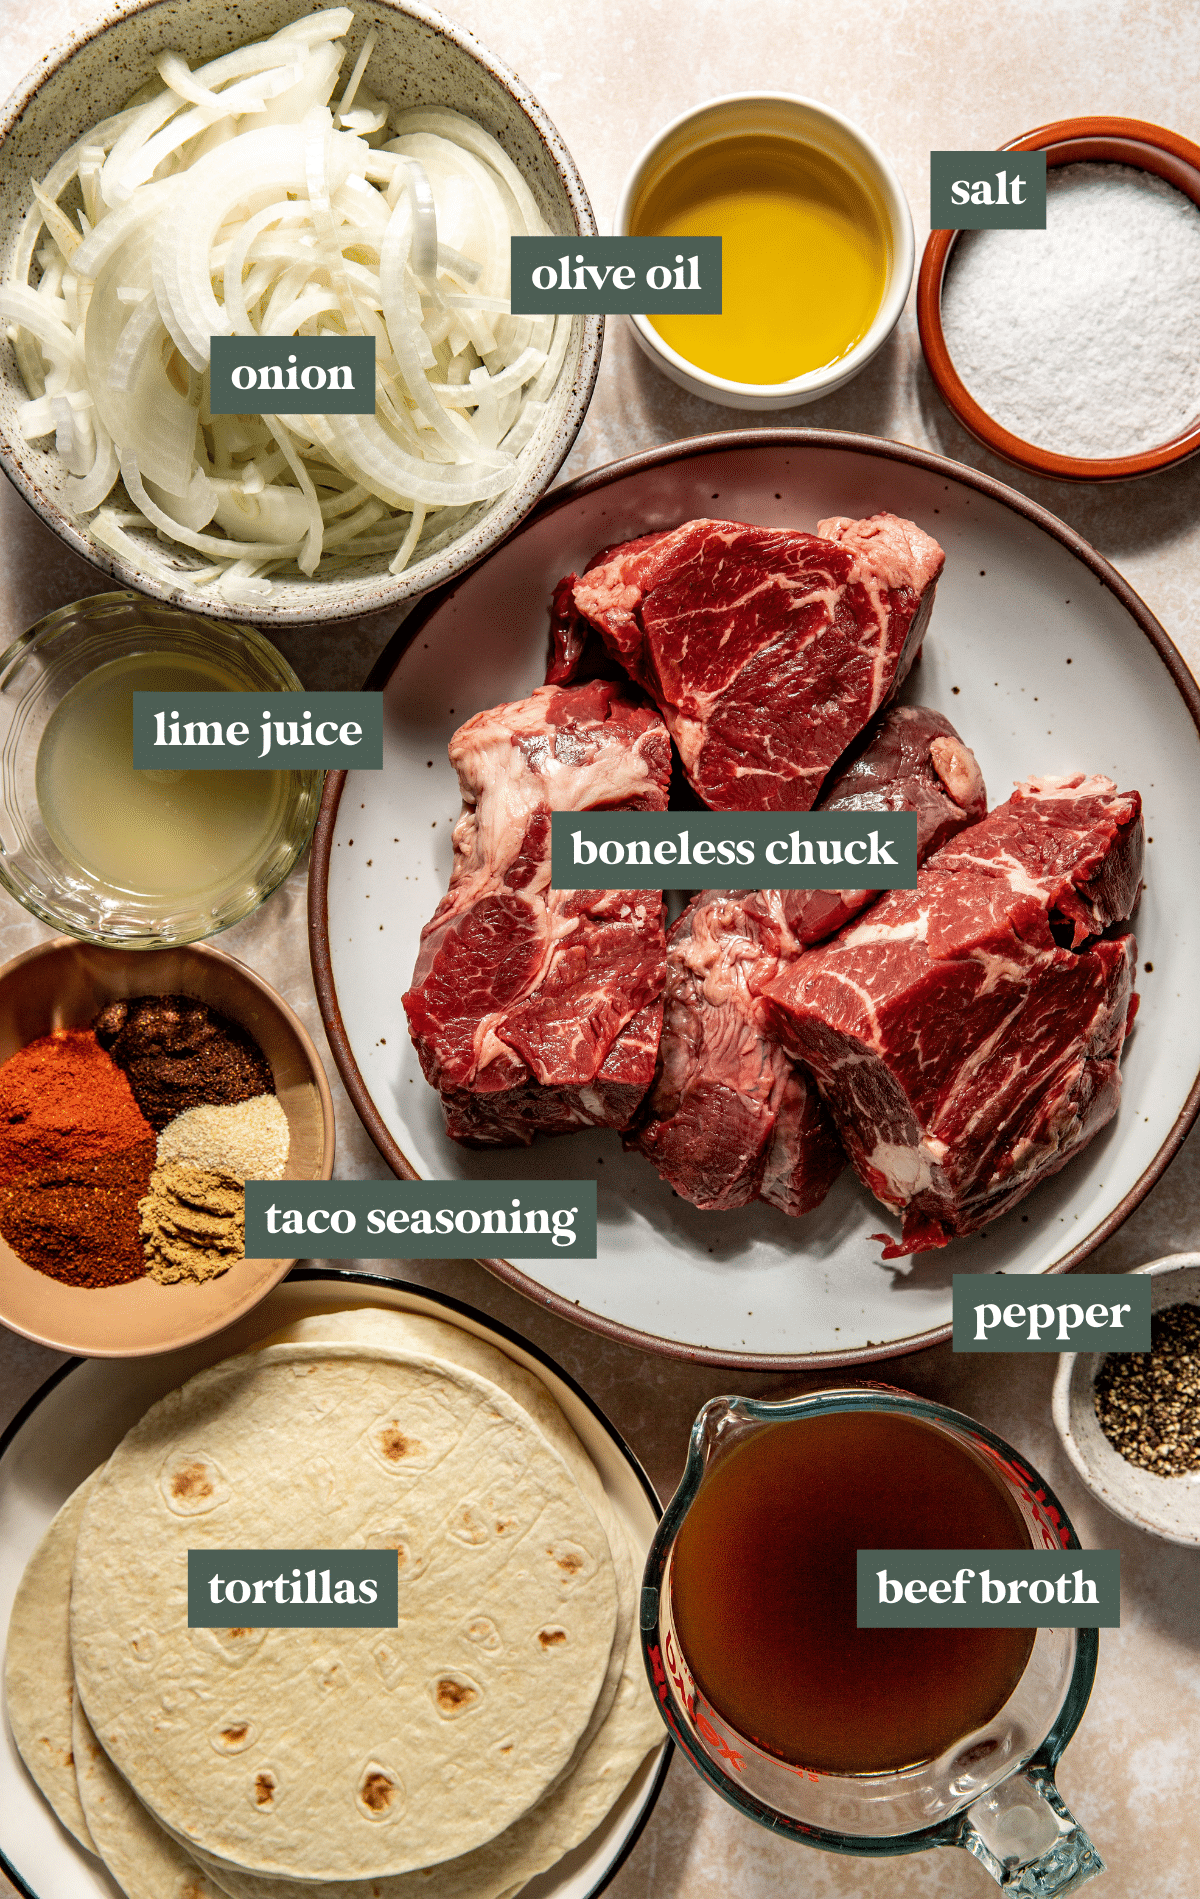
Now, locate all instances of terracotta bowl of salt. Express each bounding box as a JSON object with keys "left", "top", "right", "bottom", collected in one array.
[
  {"left": 0, "top": 937, "right": 334, "bottom": 1357},
  {"left": 918, "top": 116, "right": 1200, "bottom": 481}
]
